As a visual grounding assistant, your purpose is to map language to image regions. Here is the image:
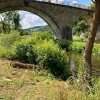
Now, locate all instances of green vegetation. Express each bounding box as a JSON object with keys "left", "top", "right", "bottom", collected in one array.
[
  {"left": 70, "top": 36, "right": 100, "bottom": 54},
  {"left": 19, "top": 25, "right": 51, "bottom": 35},
  {"left": 0, "top": 29, "right": 100, "bottom": 99},
  {"left": 0, "top": 31, "right": 70, "bottom": 80},
  {"left": 0, "top": 31, "right": 21, "bottom": 58},
  {"left": 0, "top": 11, "right": 21, "bottom": 33},
  {"left": 88, "top": 3, "right": 96, "bottom": 10},
  {"left": 72, "top": 16, "right": 89, "bottom": 36},
  {"left": 0, "top": 59, "right": 100, "bottom": 100},
  {"left": 0, "top": 12, "right": 100, "bottom": 99}
]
